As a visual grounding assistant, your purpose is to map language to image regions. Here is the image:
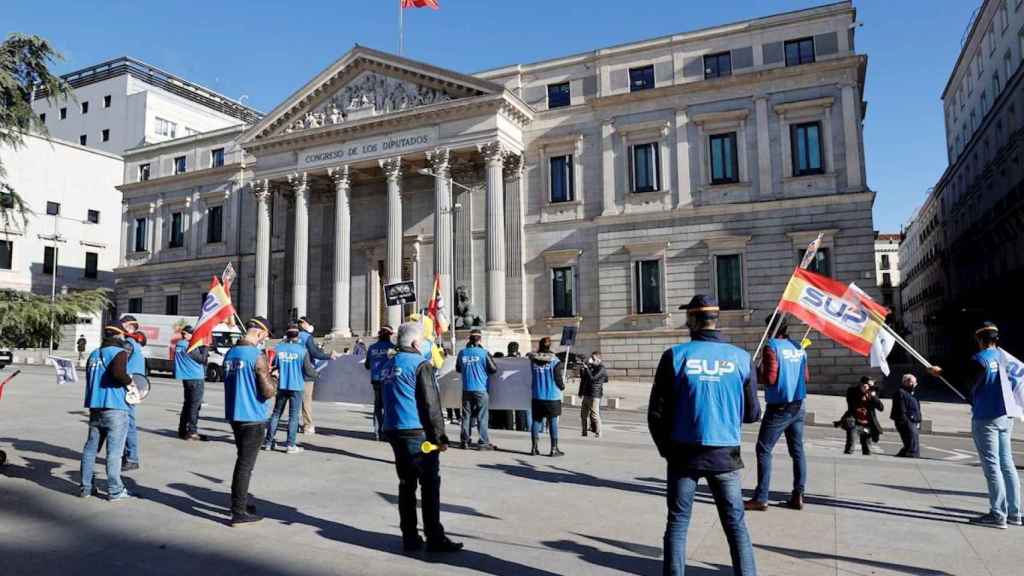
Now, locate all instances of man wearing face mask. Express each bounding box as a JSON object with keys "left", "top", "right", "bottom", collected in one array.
[
  {"left": 296, "top": 316, "right": 337, "bottom": 435},
  {"left": 119, "top": 315, "right": 146, "bottom": 472},
  {"left": 891, "top": 374, "right": 922, "bottom": 458},
  {"left": 578, "top": 351, "right": 607, "bottom": 438}
]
